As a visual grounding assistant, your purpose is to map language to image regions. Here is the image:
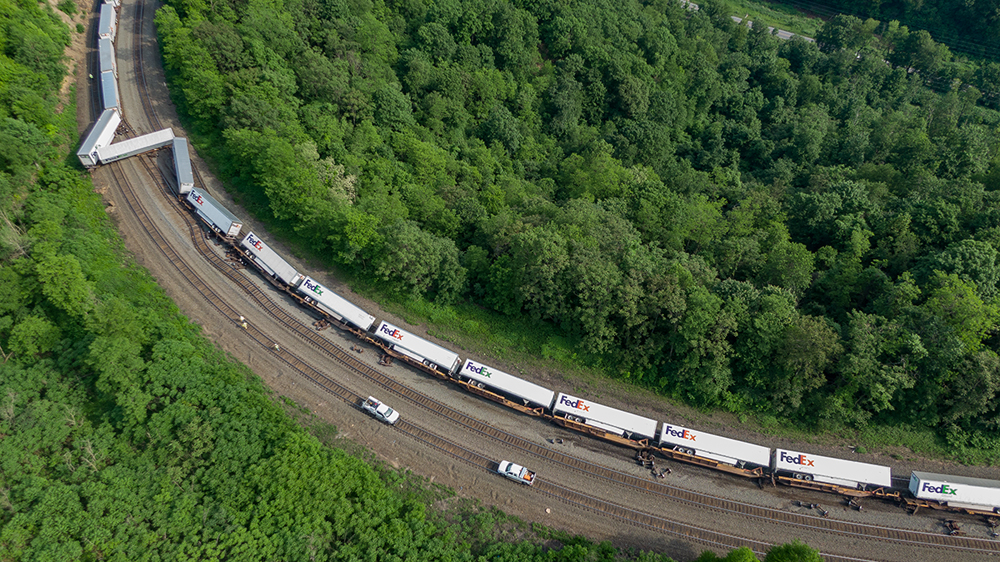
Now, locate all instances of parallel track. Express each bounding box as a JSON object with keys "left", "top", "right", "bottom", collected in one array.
[{"left": 97, "top": 0, "right": 1000, "bottom": 558}]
